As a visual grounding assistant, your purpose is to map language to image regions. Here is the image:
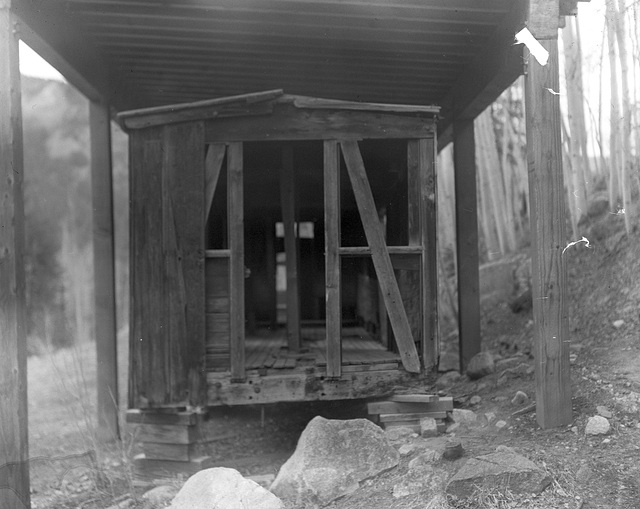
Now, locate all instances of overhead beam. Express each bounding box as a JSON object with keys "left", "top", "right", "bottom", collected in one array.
[
  {"left": 0, "top": 1, "right": 30, "bottom": 507},
  {"left": 90, "top": 99, "right": 120, "bottom": 443},
  {"left": 525, "top": 0, "right": 572, "bottom": 429},
  {"left": 438, "top": 0, "right": 527, "bottom": 151},
  {"left": 12, "top": 0, "right": 143, "bottom": 110}
]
